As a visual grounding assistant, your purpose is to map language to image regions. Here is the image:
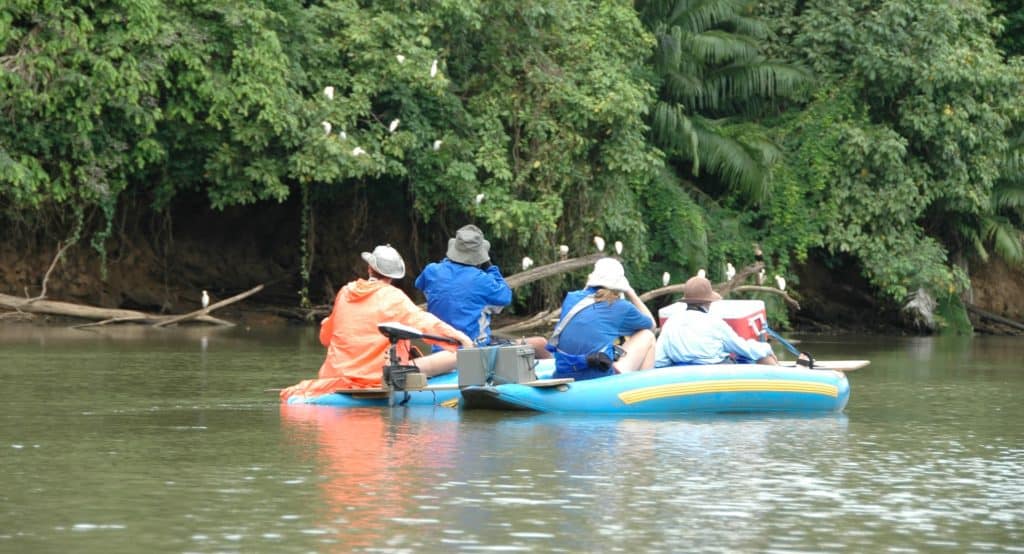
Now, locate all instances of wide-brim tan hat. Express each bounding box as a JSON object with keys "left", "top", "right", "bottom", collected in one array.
[
  {"left": 682, "top": 275, "right": 721, "bottom": 303},
  {"left": 361, "top": 244, "right": 406, "bottom": 279},
  {"left": 446, "top": 224, "right": 490, "bottom": 266},
  {"left": 586, "top": 257, "right": 630, "bottom": 292}
]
